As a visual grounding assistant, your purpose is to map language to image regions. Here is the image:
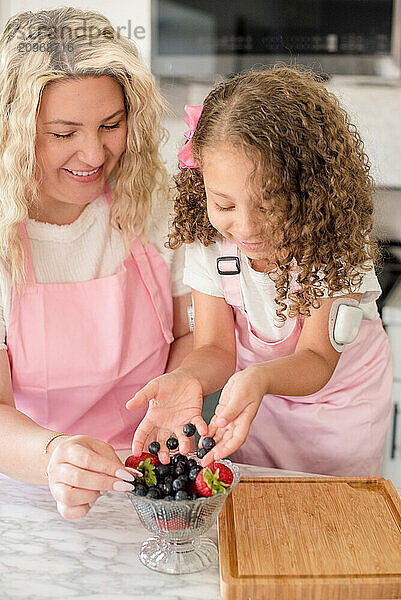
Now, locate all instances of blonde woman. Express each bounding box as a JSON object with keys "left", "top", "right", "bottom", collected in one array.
[{"left": 0, "top": 7, "right": 192, "bottom": 519}]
